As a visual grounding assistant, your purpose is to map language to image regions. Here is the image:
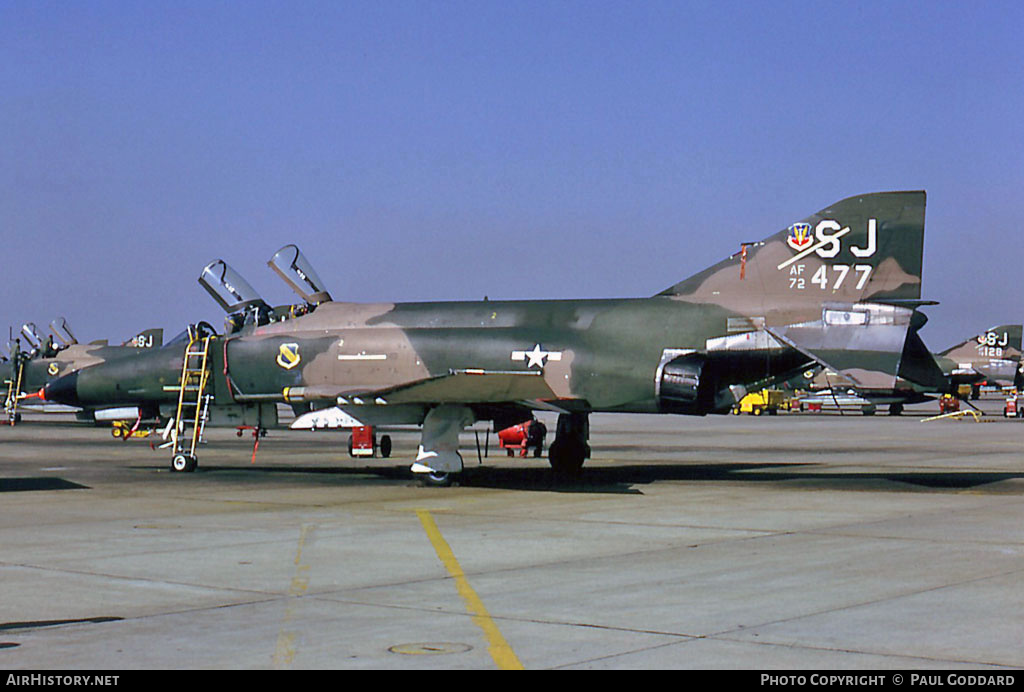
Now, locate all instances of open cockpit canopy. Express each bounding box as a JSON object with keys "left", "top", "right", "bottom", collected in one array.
[
  {"left": 199, "top": 260, "right": 267, "bottom": 314},
  {"left": 20, "top": 323, "right": 42, "bottom": 348},
  {"left": 199, "top": 260, "right": 274, "bottom": 333},
  {"left": 49, "top": 317, "right": 77, "bottom": 346},
  {"left": 268, "top": 244, "right": 332, "bottom": 305}
]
